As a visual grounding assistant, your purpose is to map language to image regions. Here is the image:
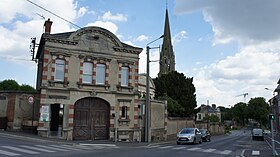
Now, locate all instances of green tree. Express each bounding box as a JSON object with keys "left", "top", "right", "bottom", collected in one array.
[
  {"left": 204, "top": 114, "right": 220, "bottom": 123},
  {"left": 232, "top": 102, "right": 248, "bottom": 126},
  {"left": 0, "top": 79, "right": 35, "bottom": 91},
  {"left": 154, "top": 71, "right": 197, "bottom": 117},
  {"left": 247, "top": 97, "right": 269, "bottom": 127},
  {"left": 20, "top": 84, "right": 35, "bottom": 91},
  {"left": 218, "top": 106, "right": 233, "bottom": 122},
  {"left": 0, "top": 79, "right": 20, "bottom": 90}
]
